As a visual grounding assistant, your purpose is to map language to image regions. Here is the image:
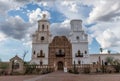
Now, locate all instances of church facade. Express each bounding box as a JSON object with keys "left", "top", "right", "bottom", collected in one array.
[
  {"left": 7, "top": 15, "right": 120, "bottom": 74},
  {"left": 30, "top": 14, "right": 90, "bottom": 71}
]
